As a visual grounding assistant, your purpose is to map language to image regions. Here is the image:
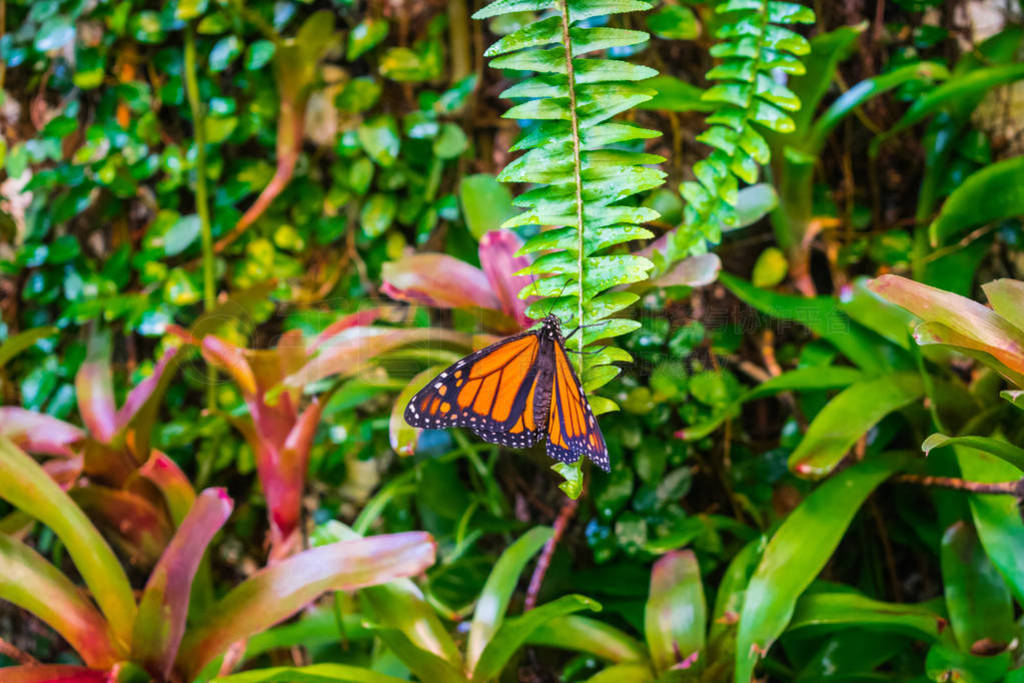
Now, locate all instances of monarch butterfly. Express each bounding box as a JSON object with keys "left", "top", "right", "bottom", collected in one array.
[{"left": 405, "top": 315, "right": 610, "bottom": 471}]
